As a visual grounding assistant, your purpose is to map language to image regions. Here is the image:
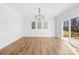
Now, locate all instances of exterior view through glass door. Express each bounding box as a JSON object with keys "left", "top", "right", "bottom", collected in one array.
[
  {"left": 70, "top": 17, "right": 79, "bottom": 48},
  {"left": 63, "top": 20, "right": 69, "bottom": 42},
  {"left": 63, "top": 17, "right": 79, "bottom": 48}
]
